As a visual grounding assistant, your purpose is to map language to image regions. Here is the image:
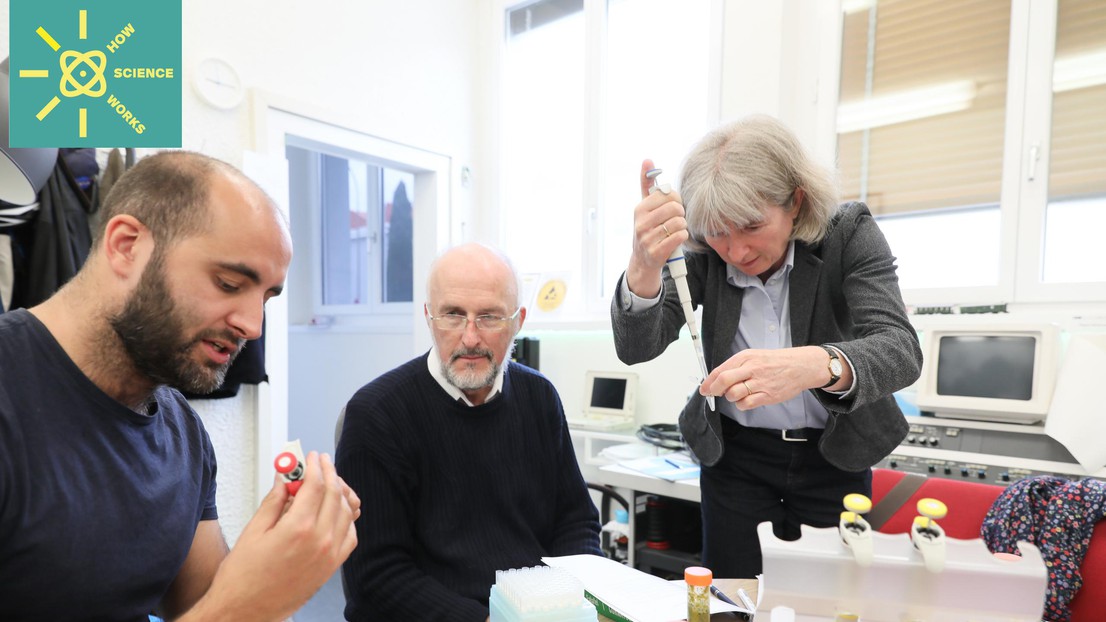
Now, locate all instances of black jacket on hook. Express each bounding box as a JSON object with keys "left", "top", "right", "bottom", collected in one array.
[{"left": 9, "top": 153, "right": 96, "bottom": 310}]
